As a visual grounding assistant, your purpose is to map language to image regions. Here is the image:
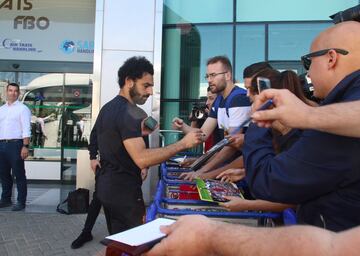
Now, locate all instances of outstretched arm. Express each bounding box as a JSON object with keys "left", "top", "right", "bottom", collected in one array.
[
  {"left": 124, "top": 130, "right": 203, "bottom": 169},
  {"left": 146, "top": 215, "right": 359, "bottom": 256},
  {"left": 252, "top": 89, "right": 360, "bottom": 138}
]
